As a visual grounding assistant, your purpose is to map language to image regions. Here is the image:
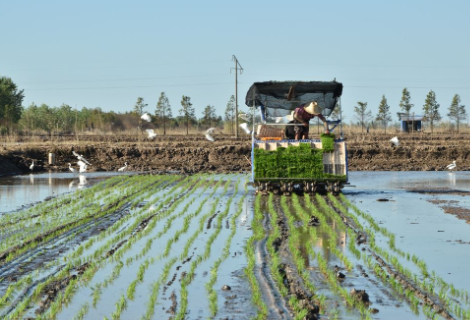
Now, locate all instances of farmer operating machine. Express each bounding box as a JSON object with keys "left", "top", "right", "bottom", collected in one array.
[{"left": 245, "top": 80, "right": 347, "bottom": 194}]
